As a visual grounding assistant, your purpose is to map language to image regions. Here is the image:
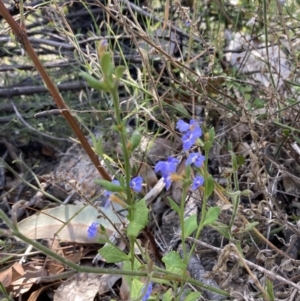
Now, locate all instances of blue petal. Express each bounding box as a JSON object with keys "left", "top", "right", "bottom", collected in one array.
[
  {"left": 191, "top": 175, "right": 204, "bottom": 190},
  {"left": 87, "top": 222, "right": 99, "bottom": 239},
  {"left": 176, "top": 120, "right": 190, "bottom": 133}
]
